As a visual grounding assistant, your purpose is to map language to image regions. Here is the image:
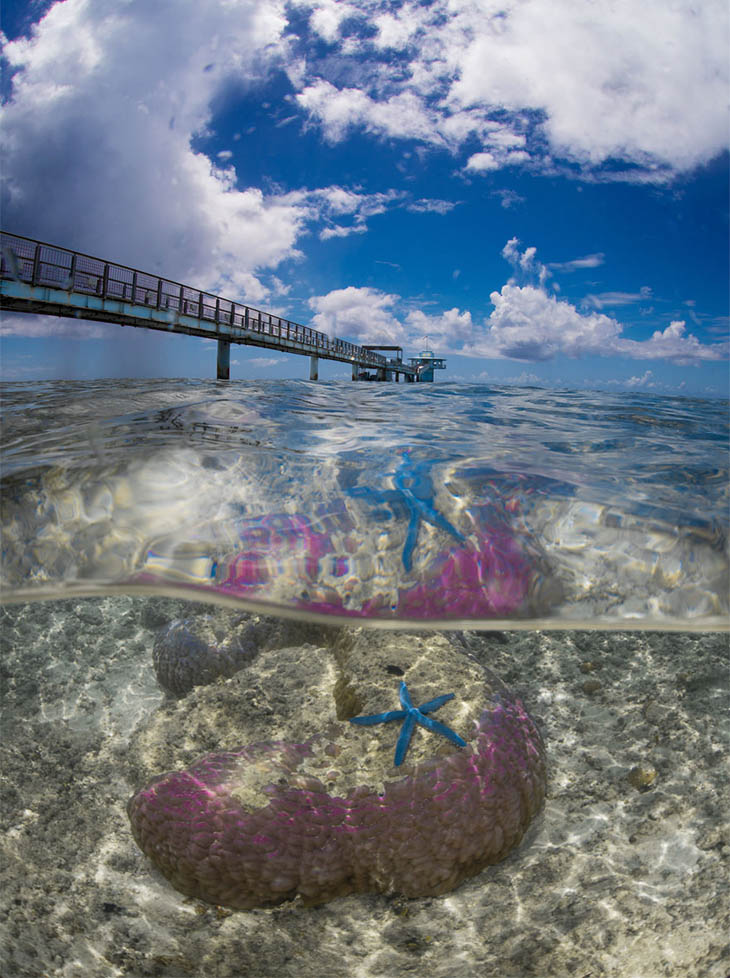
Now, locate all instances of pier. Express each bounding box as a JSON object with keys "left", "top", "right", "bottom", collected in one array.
[{"left": 0, "top": 232, "right": 442, "bottom": 382}]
